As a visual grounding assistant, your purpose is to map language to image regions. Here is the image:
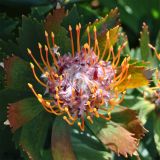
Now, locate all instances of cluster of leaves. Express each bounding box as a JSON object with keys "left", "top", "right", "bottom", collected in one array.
[
  {"left": 78, "top": 0, "right": 160, "bottom": 48},
  {"left": 0, "top": 0, "right": 160, "bottom": 160}
]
